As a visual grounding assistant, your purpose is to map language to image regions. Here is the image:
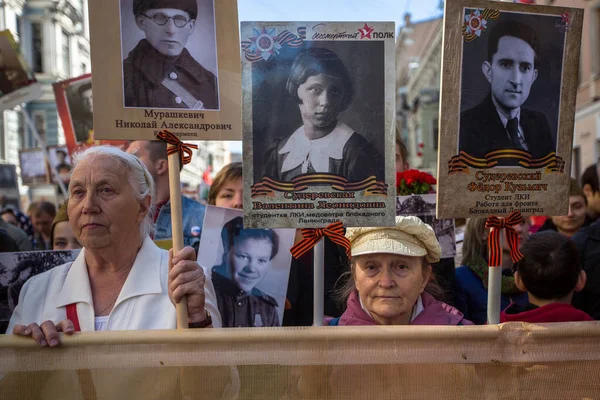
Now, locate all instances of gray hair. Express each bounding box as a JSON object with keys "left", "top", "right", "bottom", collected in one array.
[{"left": 70, "top": 145, "right": 156, "bottom": 238}]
